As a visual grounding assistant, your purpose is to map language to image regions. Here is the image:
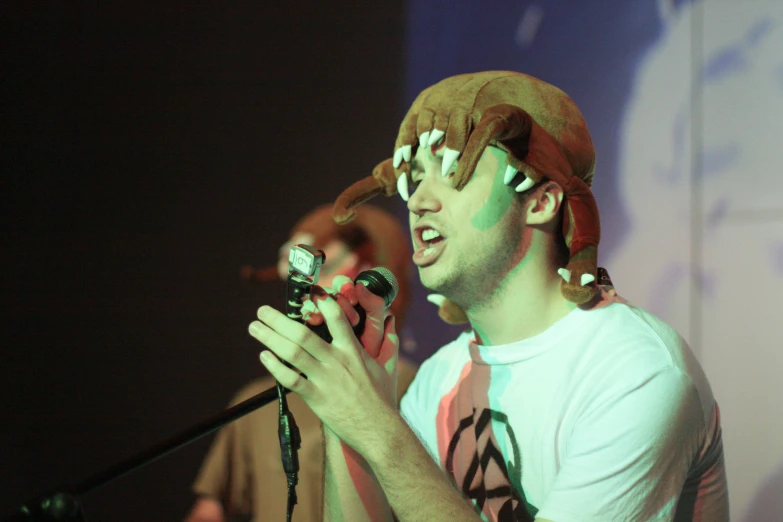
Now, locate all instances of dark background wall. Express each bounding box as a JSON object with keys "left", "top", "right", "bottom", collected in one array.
[{"left": 1, "top": 2, "right": 411, "bottom": 519}]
